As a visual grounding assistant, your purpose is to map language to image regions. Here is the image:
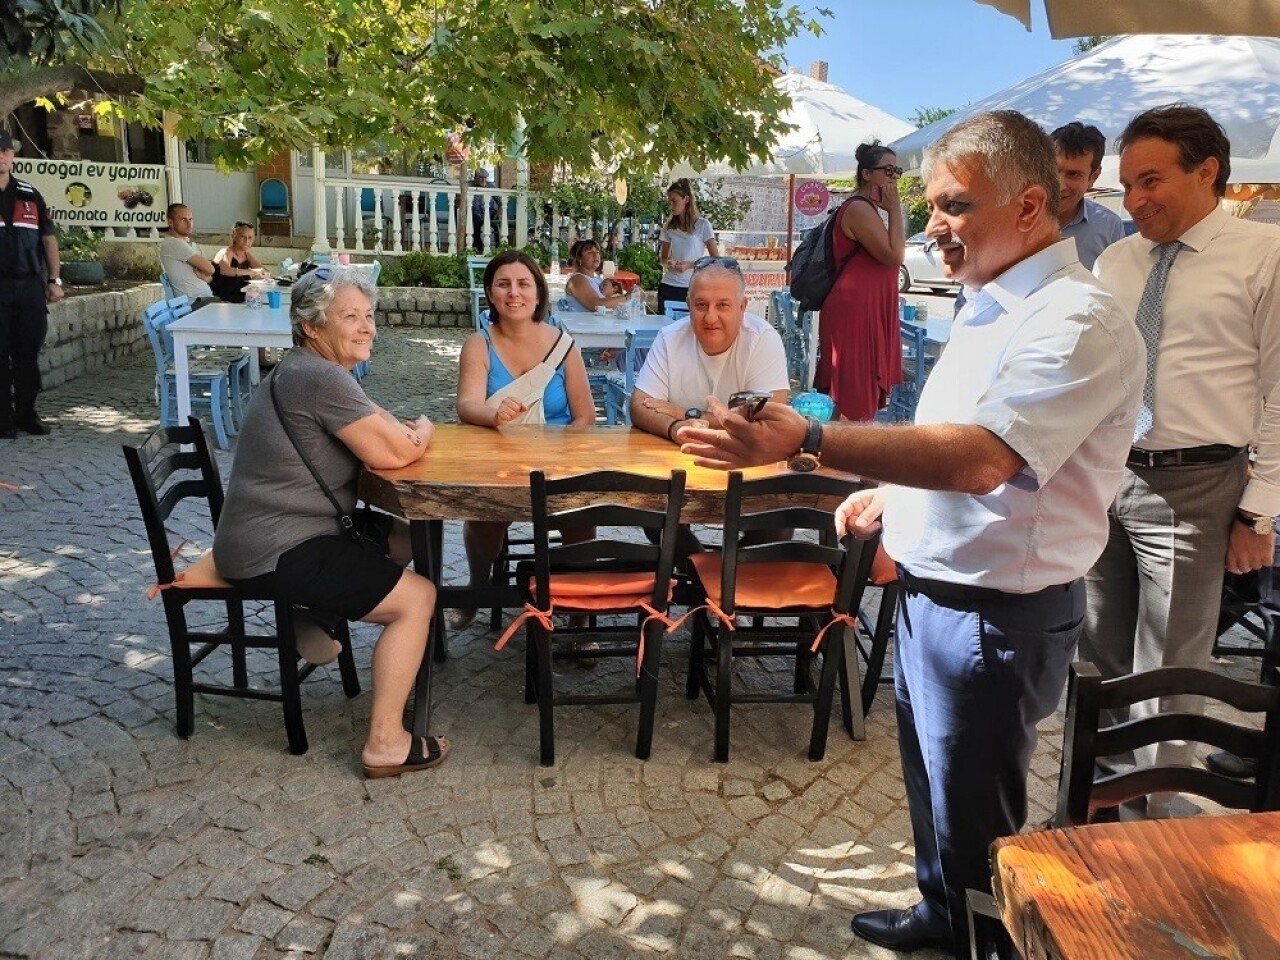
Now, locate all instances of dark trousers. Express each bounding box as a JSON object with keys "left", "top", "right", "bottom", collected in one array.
[
  {"left": 894, "top": 574, "right": 1084, "bottom": 959},
  {"left": 0, "top": 276, "right": 49, "bottom": 419},
  {"left": 656, "top": 283, "right": 687, "bottom": 310}
]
